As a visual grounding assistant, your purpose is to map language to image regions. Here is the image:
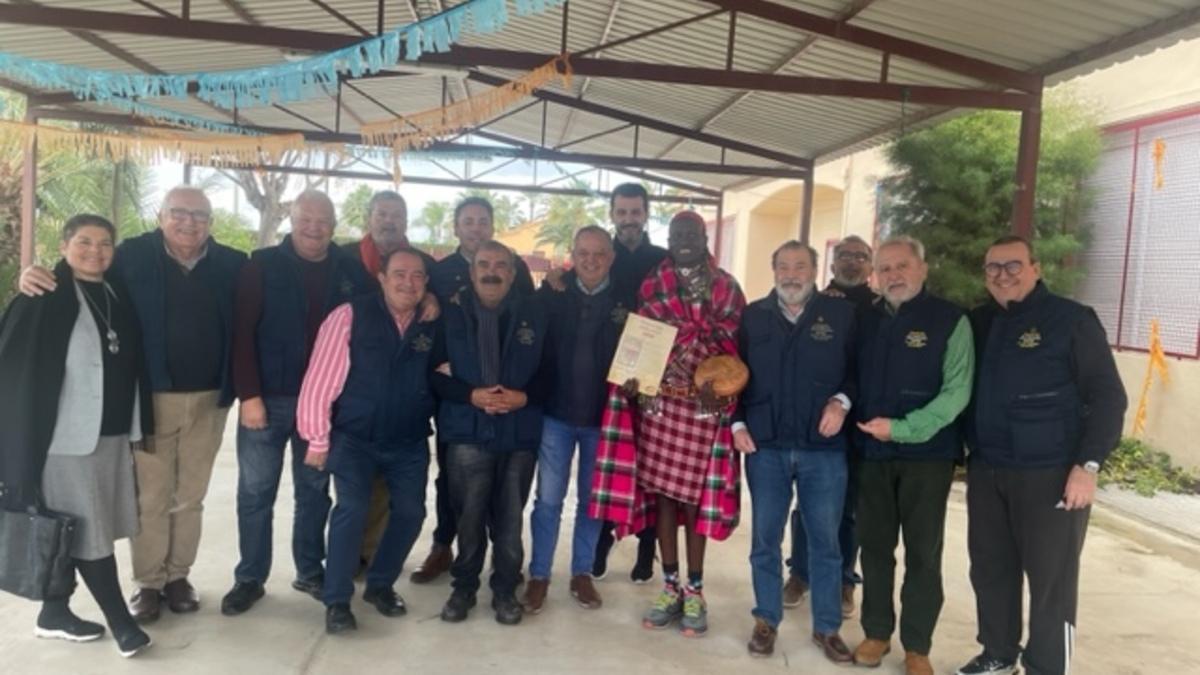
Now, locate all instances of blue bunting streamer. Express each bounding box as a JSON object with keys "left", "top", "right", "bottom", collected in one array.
[{"left": 0, "top": 0, "right": 565, "bottom": 113}]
